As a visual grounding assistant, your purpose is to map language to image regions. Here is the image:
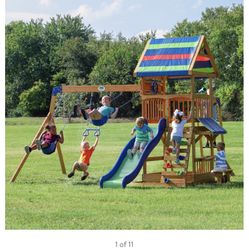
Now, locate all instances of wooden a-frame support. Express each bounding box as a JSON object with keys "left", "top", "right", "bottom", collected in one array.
[{"left": 10, "top": 95, "right": 66, "bottom": 183}]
